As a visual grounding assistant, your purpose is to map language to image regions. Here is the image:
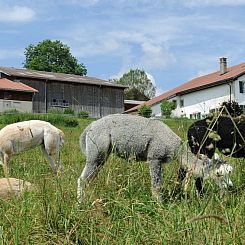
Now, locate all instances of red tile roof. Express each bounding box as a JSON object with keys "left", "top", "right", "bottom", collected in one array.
[
  {"left": 125, "top": 62, "right": 245, "bottom": 113},
  {"left": 0, "top": 78, "right": 38, "bottom": 93}
]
